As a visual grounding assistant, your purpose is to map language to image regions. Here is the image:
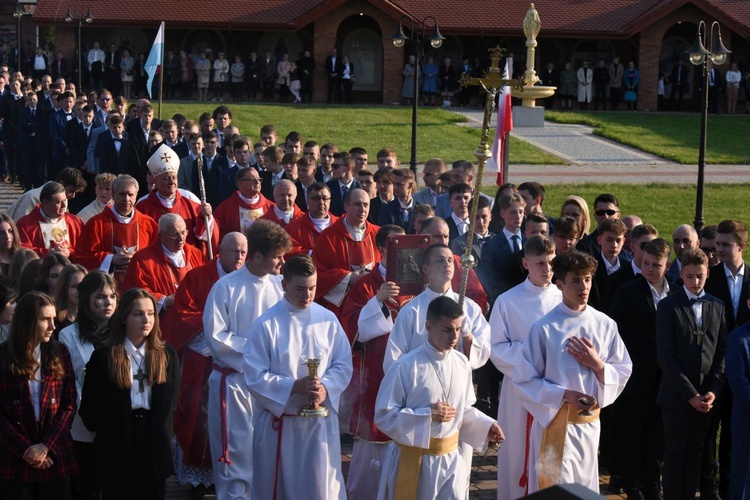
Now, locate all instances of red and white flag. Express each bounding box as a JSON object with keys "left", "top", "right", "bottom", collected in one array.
[{"left": 491, "top": 58, "right": 514, "bottom": 186}]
